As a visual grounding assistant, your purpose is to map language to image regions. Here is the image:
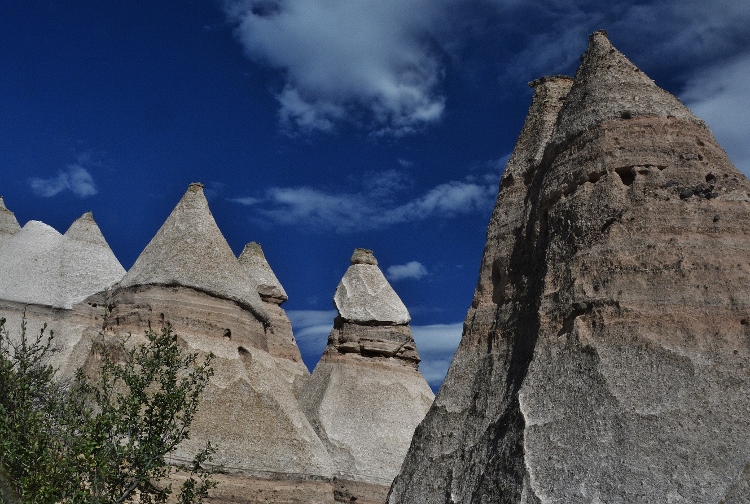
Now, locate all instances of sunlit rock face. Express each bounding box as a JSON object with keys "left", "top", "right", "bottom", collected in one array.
[
  {"left": 389, "top": 31, "right": 750, "bottom": 504},
  {"left": 301, "top": 249, "right": 434, "bottom": 486},
  {"left": 0, "top": 208, "right": 125, "bottom": 382},
  {"left": 105, "top": 183, "right": 333, "bottom": 479}
]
